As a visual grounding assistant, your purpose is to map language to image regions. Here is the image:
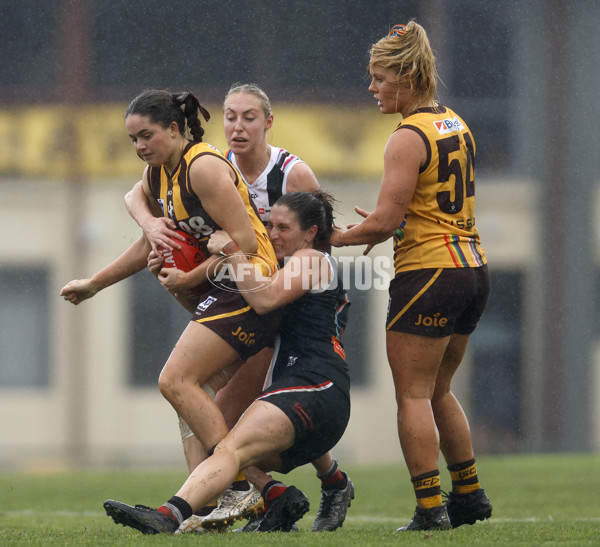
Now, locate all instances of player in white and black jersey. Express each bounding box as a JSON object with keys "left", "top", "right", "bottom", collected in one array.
[
  {"left": 226, "top": 145, "right": 305, "bottom": 224},
  {"left": 223, "top": 87, "right": 318, "bottom": 224}
]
